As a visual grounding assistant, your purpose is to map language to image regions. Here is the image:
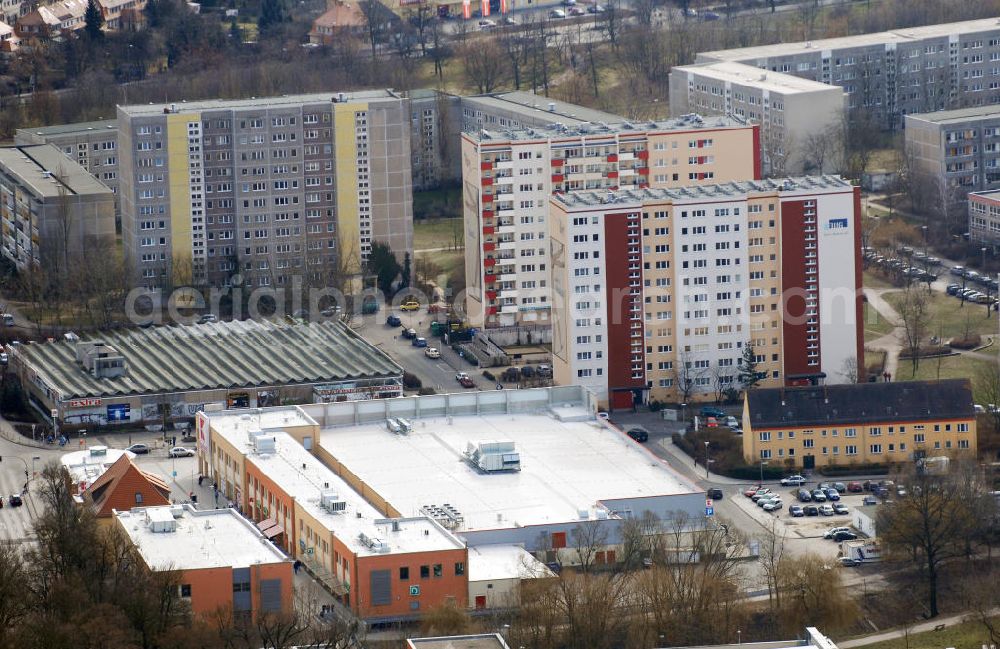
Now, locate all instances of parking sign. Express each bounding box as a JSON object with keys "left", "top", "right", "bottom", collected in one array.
[{"left": 705, "top": 506, "right": 714, "bottom": 517}]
